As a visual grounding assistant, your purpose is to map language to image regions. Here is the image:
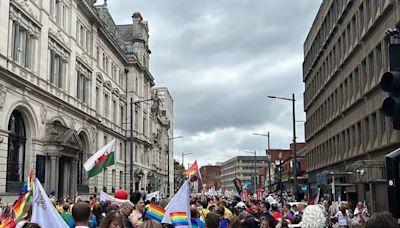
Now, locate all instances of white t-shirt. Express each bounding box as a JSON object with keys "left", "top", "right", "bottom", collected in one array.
[{"left": 336, "top": 210, "right": 350, "bottom": 225}]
